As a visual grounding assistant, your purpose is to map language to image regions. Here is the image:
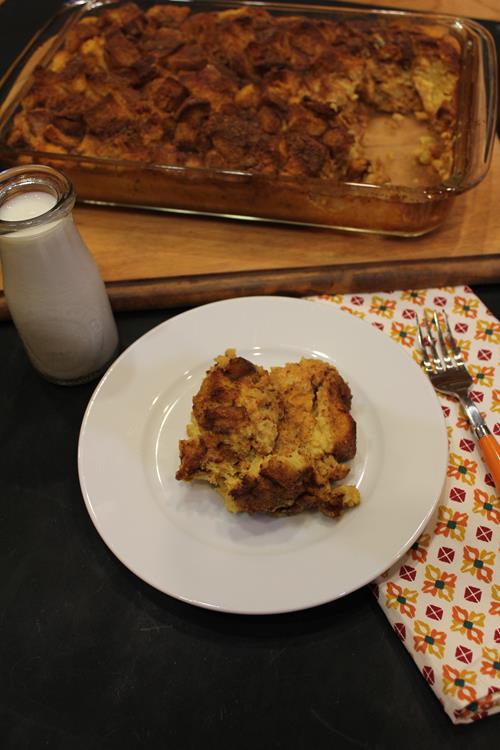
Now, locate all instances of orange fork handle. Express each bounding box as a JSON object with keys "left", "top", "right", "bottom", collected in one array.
[{"left": 479, "top": 433, "right": 500, "bottom": 494}]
